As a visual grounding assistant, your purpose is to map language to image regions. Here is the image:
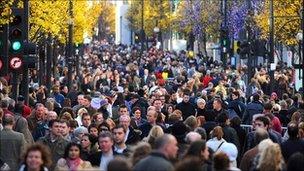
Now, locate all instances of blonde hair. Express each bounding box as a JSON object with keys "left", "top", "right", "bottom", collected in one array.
[
  {"left": 146, "top": 125, "right": 164, "bottom": 148},
  {"left": 77, "top": 108, "right": 88, "bottom": 117},
  {"left": 257, "top": 143, "right": 284, "bottom": 171},
  {"left": 184, "top": 116, "right": 198, "bottom": 131}
]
